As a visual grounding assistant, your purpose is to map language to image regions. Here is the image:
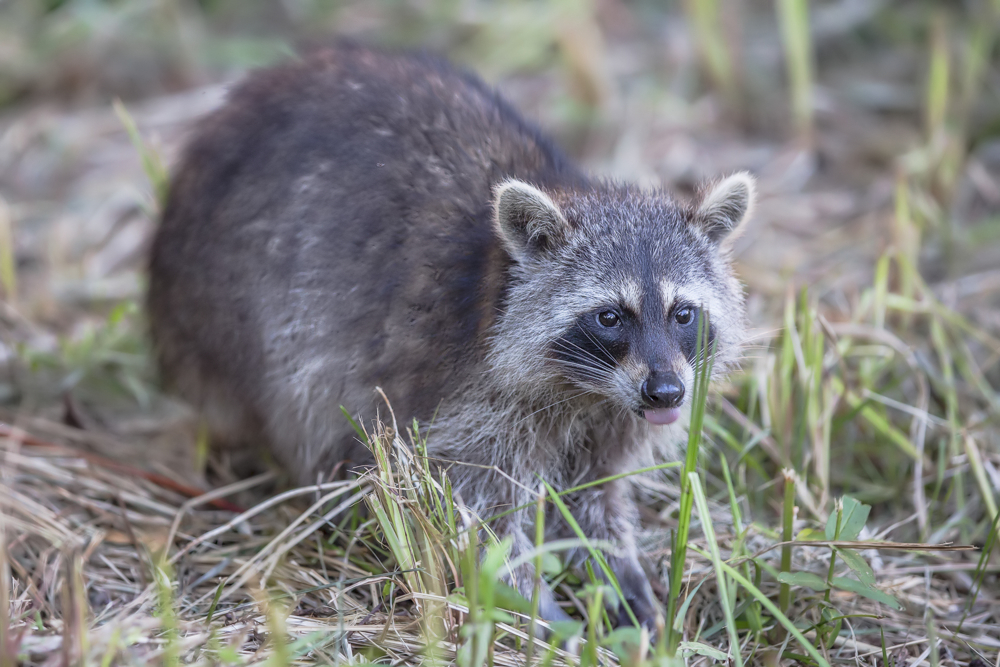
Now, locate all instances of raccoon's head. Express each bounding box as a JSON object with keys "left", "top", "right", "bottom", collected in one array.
[{"left": 488, "top": 174, "right": 754, "bottom": 425}]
